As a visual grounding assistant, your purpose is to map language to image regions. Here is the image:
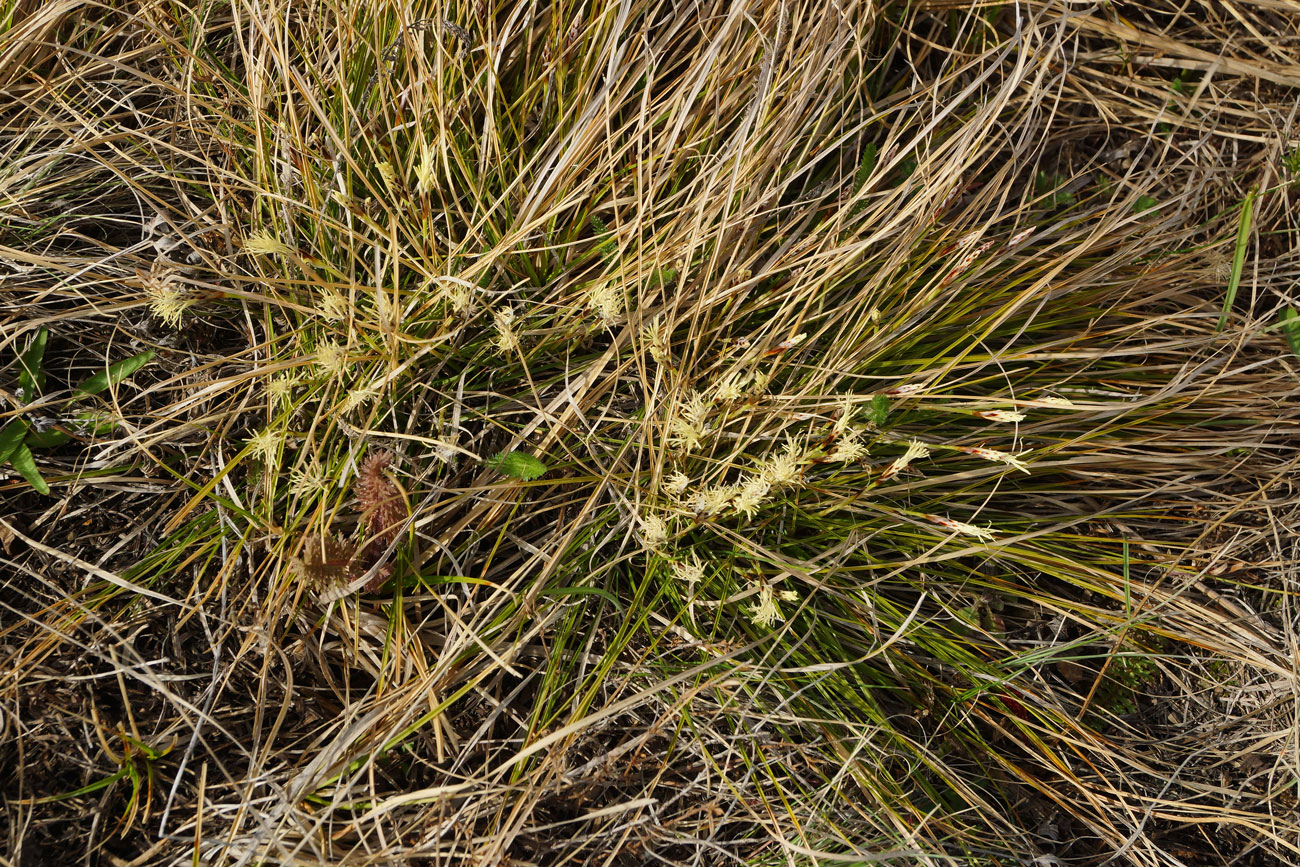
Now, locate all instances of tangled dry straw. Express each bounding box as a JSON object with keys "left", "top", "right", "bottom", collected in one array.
[{"left": 3, "top": 0, "right": 1300, "bottom": 865}]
